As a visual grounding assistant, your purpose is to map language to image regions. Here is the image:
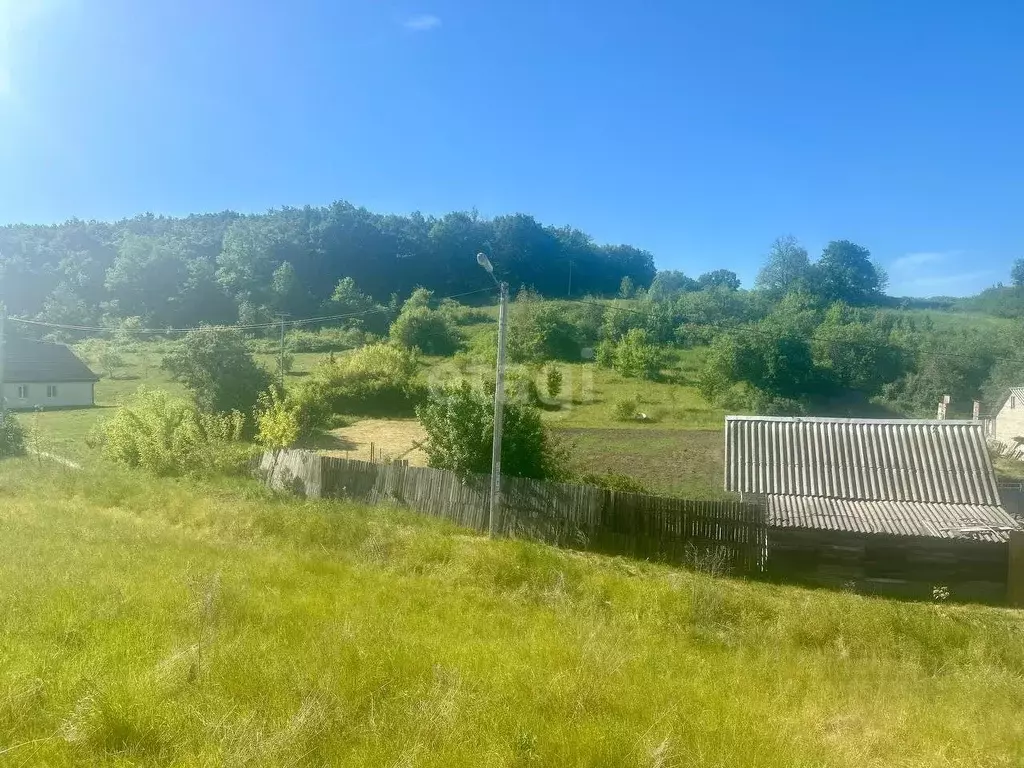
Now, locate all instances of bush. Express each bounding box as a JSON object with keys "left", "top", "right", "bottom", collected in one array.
[
  {"left": 389, "top": 307, "right": 462, "bottom": 356},
  {"left": 612, "top": 329, "right": 664, "bottom": 379},
  {"left": 254, "top": 388, "right": 303, "bottom": 449},
  {"left": 94, "top": 387, "right": 248, "bottom": 476},
  {"left": 417, "top": 379, "right": 563, "bottom": 480},
  {"left": 613, "top": 396, "right": 640, "bottom": 421},
  {"left": 286, "top": 327, "right": 369, "bottom": 353},
  {"left": 0, "top": 412, "right": 26, "bottom": 457},
  {"left": 509, "top": 294, "right": 586, "bottom": 363},
  {"left": 438, "top": 298, "right": 490, "bottom": 326},
  {"left": 545, "top": 364, "right": 563, "bottom": 399},
  {"left": 302, "top": 343, "right": 422, "bottom": 418},
  {"left": 162, "top": 327, "right": 272, "bottom": 417}
]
